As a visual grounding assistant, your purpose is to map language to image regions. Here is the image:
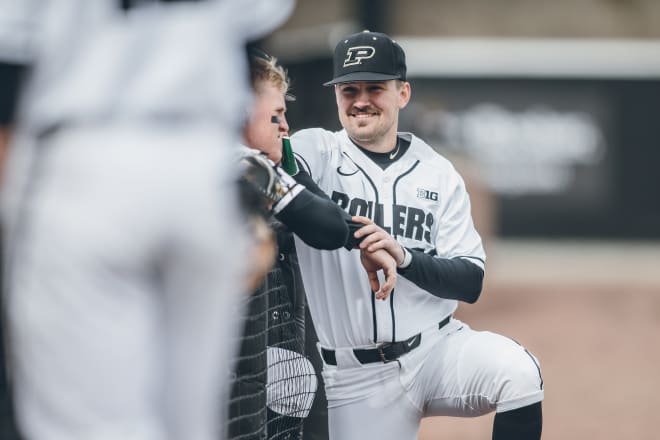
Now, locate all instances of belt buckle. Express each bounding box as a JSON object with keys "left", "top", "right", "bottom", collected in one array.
[{"left": 377, "top": 342, "right": 393, "bottom": 363}]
